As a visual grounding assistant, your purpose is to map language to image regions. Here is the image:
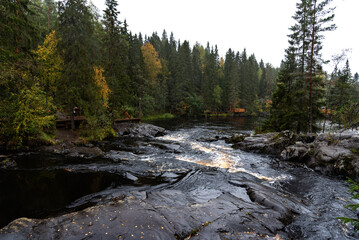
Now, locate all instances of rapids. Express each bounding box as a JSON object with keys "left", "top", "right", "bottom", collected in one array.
[{"left": 0, "top": 117, "right": 358, "bottom": 239}]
